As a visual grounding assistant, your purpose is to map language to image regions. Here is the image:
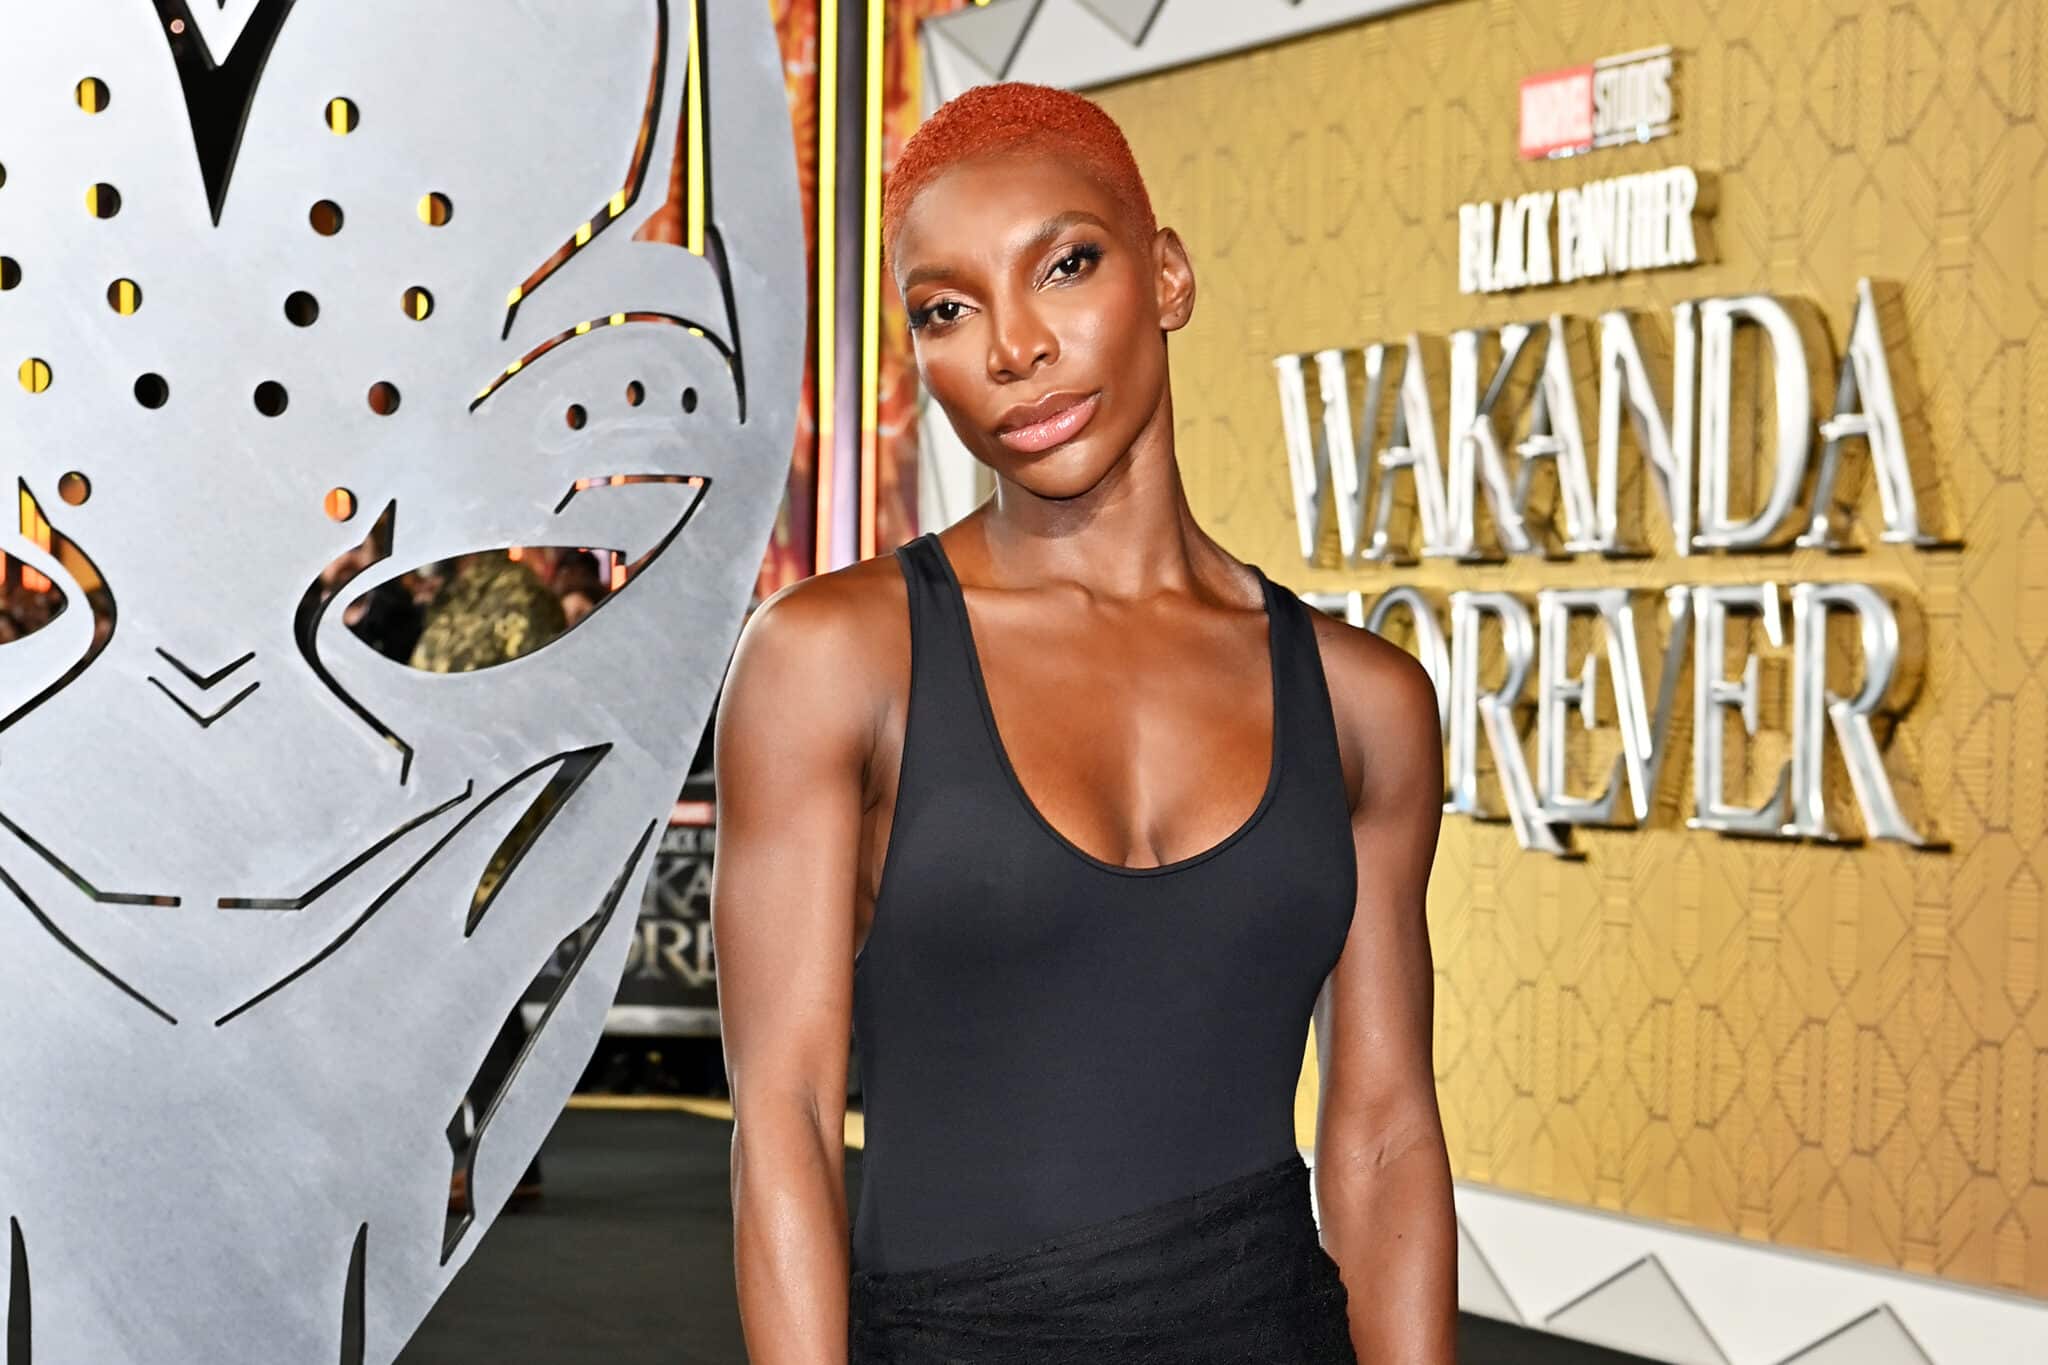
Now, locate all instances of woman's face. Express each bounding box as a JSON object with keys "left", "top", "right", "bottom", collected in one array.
[{"left": 891, "top": 147, "right": 1193, "bottom": 499}]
